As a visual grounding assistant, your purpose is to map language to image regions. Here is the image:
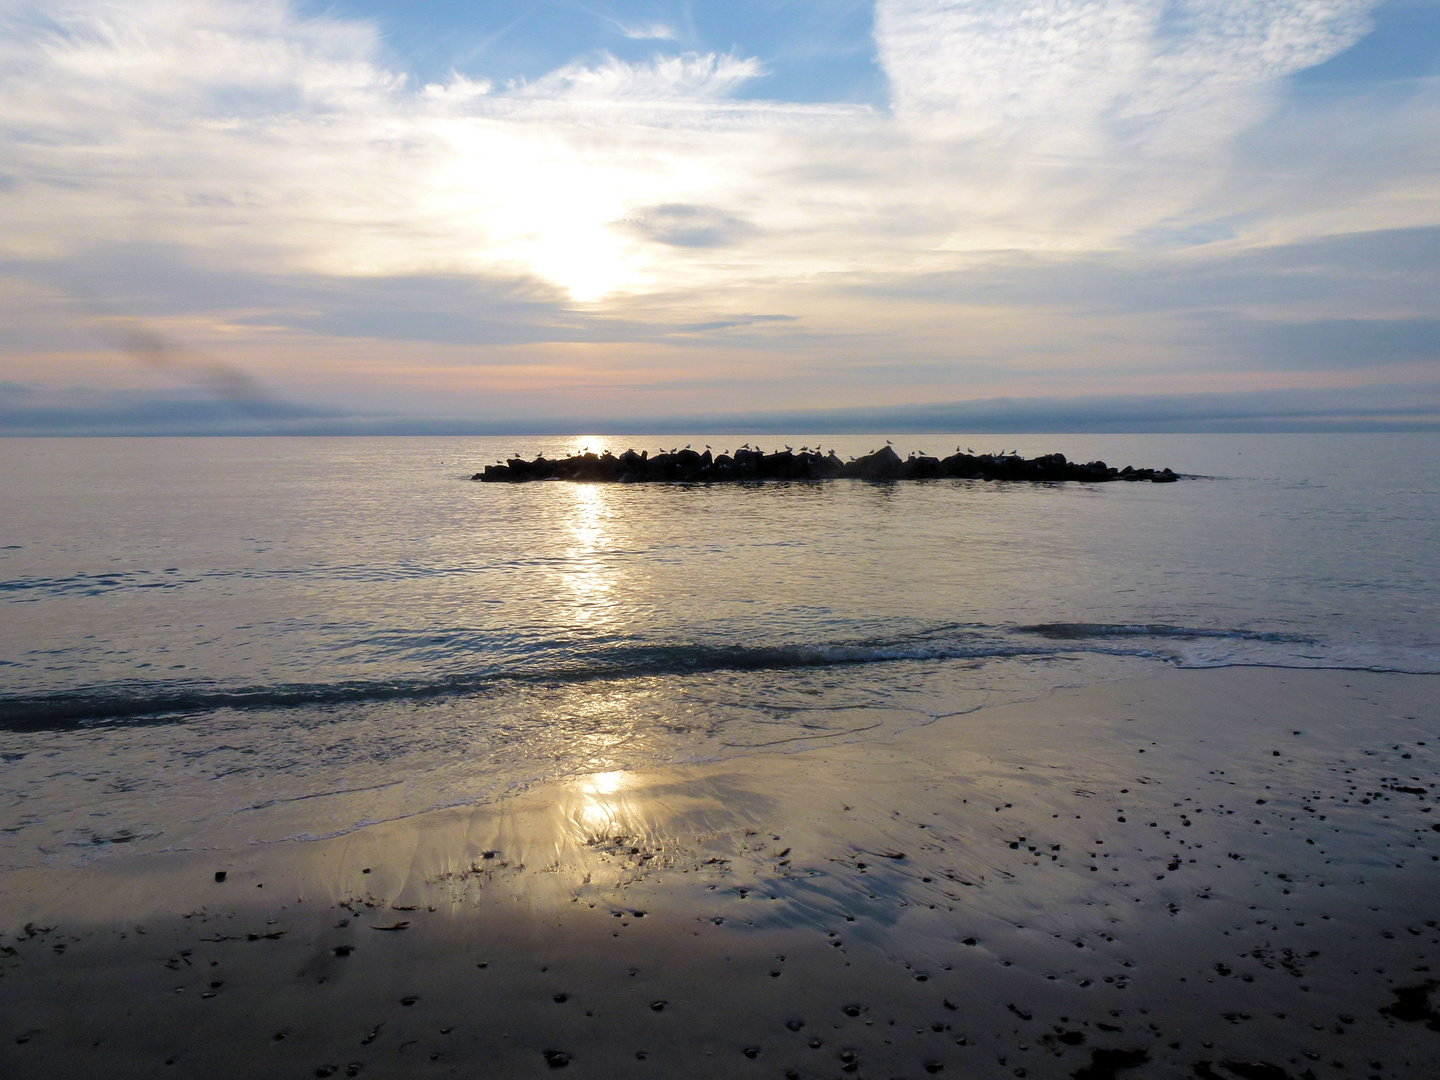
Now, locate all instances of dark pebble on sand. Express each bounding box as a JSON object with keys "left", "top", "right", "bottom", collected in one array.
[
  {"left": 553, "top": 993, "right": 568, "bottom": 1003},
  {"left": 1072, "top": 1047, "right": 1149, "bottom": 1080},
  {"left": 743, "top": 1046, "right": 760, "bottom": 1058},
  {"left": 1221, "top": 1063, "right": 1295, "bottom": 1080},
  {"left": 543, "top": 1050, "right": 570, "bottom": 1068},
  {"left": 214, "top": 871, "right": 226, "bottom": 883},
  {"left": 333, "top": 946, "right": 352, "bottom": 957},
  {"left": 786, "top": 1020, "right": 805, "bottom": 1031},
  {"left": 650, "top": 1000, "right": 667, "bottom": 1012}
]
